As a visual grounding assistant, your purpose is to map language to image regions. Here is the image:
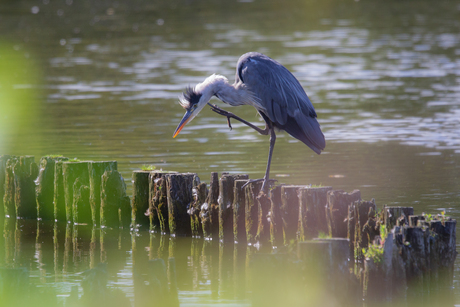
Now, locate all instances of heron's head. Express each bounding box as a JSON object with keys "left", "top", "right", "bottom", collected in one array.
[{"left": 173, "top": 87, "right": 208, "bottom": 138}]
